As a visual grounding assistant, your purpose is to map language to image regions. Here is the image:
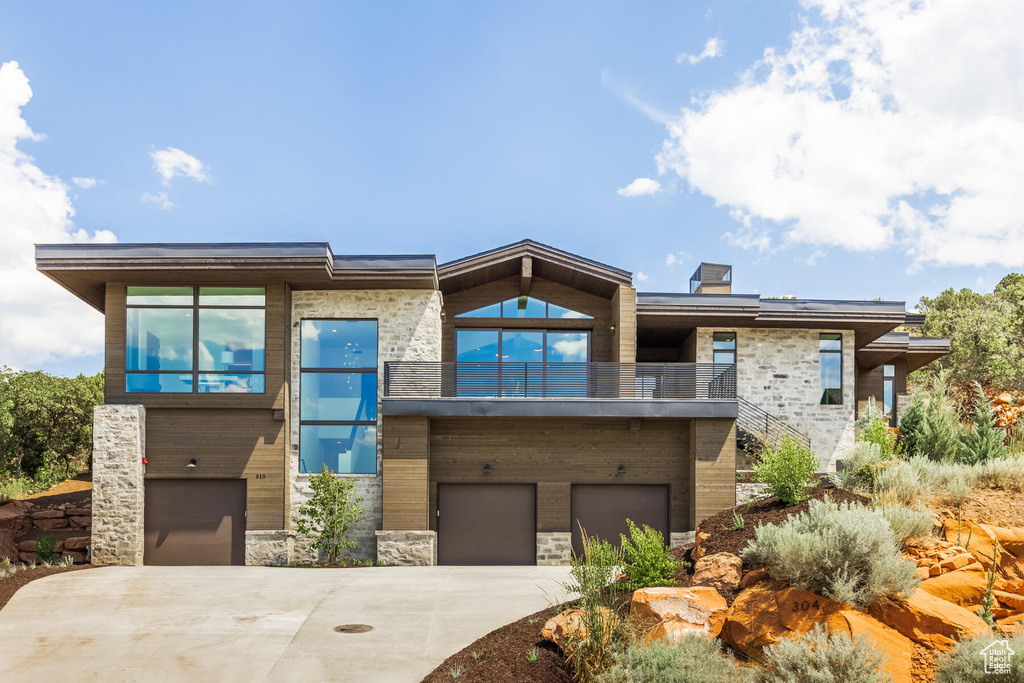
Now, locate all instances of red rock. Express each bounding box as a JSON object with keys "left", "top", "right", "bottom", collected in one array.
[
  {"left": 995, "top": 591, "right": 1024, "bottom": 612},
  {"left": 69, "top": 516, "right": 90, "bottom": 528},
  {"left": 739, "top": 568, "right": 769, "bottom": 589},
  {"left": 692, "top": 531, "right": 711, "bottom": 561},
  {"left": 630, "top": 586, "right": 728, "bottom": 637},
  {"left": 18, "top": 552, "right": 35, "bottom": 564},
  {"left": 30, "top": 509, "right": 65, "bottom": 520},
  {"left": 33, "top": 518, "right": 68, "bottom": 531},
  {"left": 542, "top": 608, "right": 619, "bottom": 649},
  {"left": 62, "top": 536, "right": 90, "bottom": 551},
  {"left": 61, "top": 550, "right": 86, "bottom": 564},
  {"left": 919, "top": 563, "right": 991, "bottom": 607},
  {"left": 17, "top": 540, "right": 36, "bottom": 552},
  {"left": 721, "top": 582, "right": 912, "bottom": 683},
  {"left": 868, "top": 589, "right": 991, "bottom": 651},
  {"left": 65, "top": 507, "right": 91, "bottom": 517},
  {"left": 691, "top": 553, "right": 743, "bottom": 594}
]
